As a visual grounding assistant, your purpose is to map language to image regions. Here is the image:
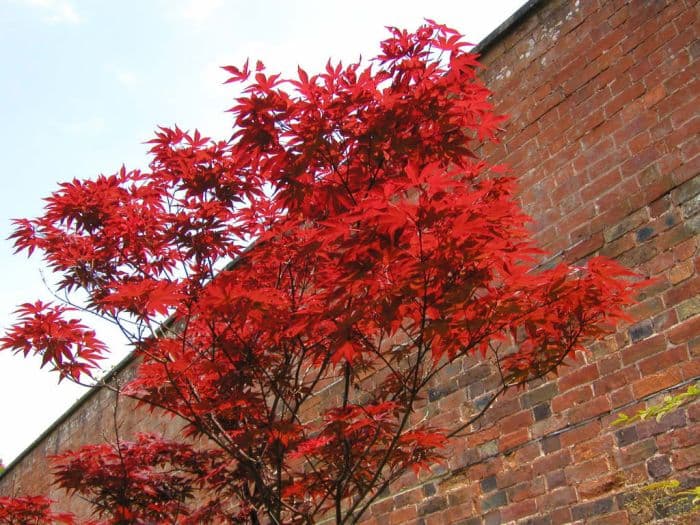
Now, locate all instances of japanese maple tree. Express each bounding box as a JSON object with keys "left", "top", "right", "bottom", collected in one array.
[{"left": 1, "top": 21, "right": 644, "bottom": 524}]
